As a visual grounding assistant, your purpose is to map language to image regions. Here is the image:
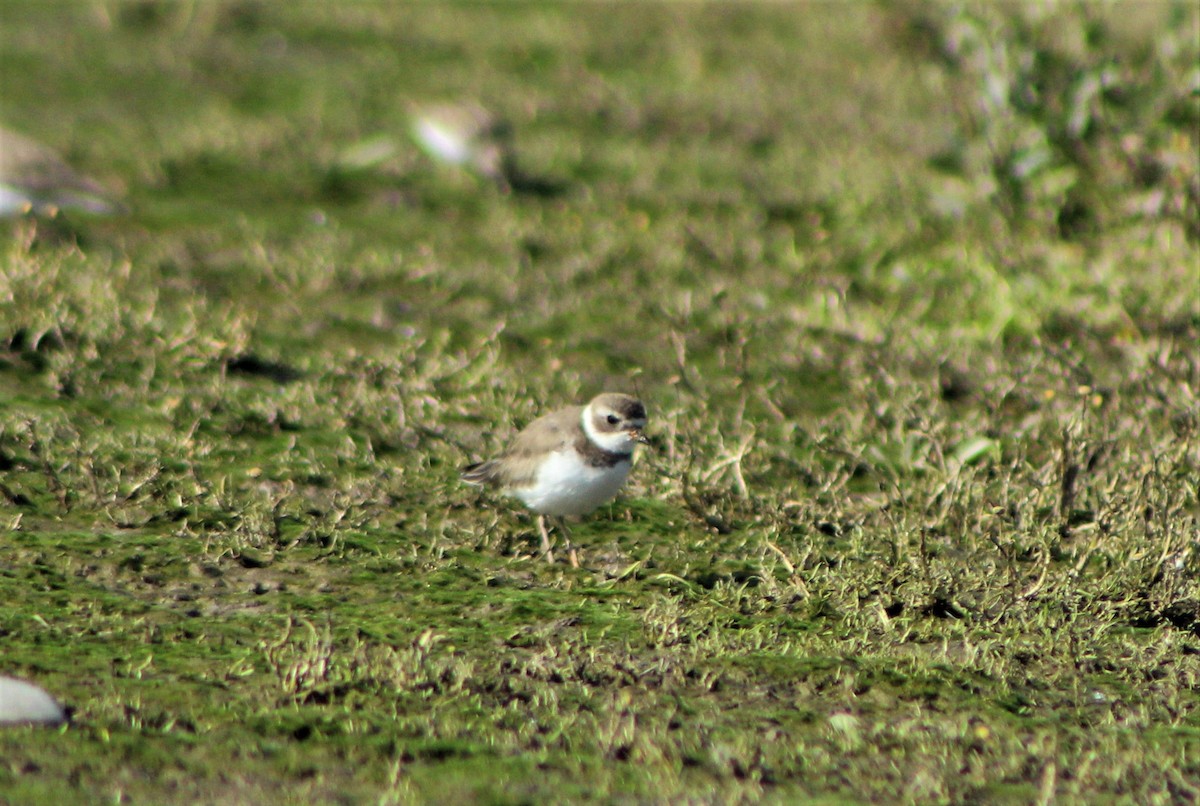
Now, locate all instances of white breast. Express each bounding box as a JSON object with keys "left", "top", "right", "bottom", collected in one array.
[
  {"left": 412, "top": 119, "right": 472, "bottom": 165},
  {"left": 513, "top": 449, "right": 632, "bottom": 517}
]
